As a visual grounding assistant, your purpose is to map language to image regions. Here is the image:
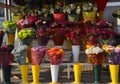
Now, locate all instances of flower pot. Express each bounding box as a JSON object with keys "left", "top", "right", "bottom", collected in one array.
[
  {"left": 93, "top": 64, "right": 102, "bottom": 84},
  {"left": 50, "top": 65, "right": 60, "bottom": 84},
  {"left": 53, "top": 13, "right": 66, "bottom": 23},
  {"left": 7, "top": 33, "right": 15, "bottom": 46},
  {"left": 37, "top": 36, "right": 50, "bottom": 46},
  {"left": 72, "top": 45, "right": 80, "bottom": 63},
  {"left": 68, "top": 14, "right": 80, "bottom": 22},
  {"left": 72, "top": 63, "right": 82, "bottom": 84},
  {"left": 82, "top": 11, "right": 97, "bottom": 22},
  {"left": 12, "top": 15, "right": 23, "bottom": 22},
  {"left": 109, "top": 64, "right": 119, "bottom": 84},
  {"left": 31, "top": 65, "right": 41, "bottom": 84},
  {"left": 20, "top": 65, "right": 29, "bottom": 84},
  {"left": 53, "top": 36, "right": 65, "bottom": 46},
  {"left": 3, "top": 65, "right": 11, "bottom": 84}
]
